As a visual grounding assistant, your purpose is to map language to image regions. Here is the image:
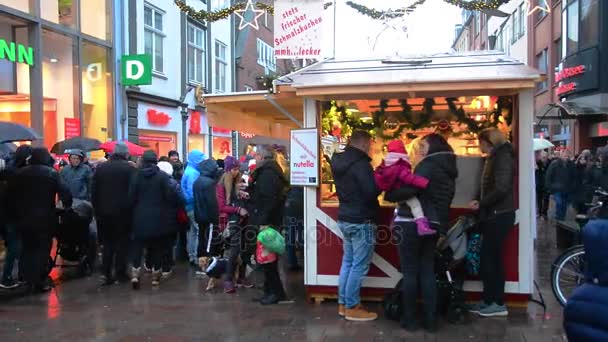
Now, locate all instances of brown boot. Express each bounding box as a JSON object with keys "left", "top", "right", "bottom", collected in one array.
[
  {"left": 338, "top": 304, "right": 345, "bottom": 317},
  {"left": 151, "top": 269, "right": 161, "bottom": 287},
  {"left": 345, "top": 304, "right": 378, "bottom": 322}
]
